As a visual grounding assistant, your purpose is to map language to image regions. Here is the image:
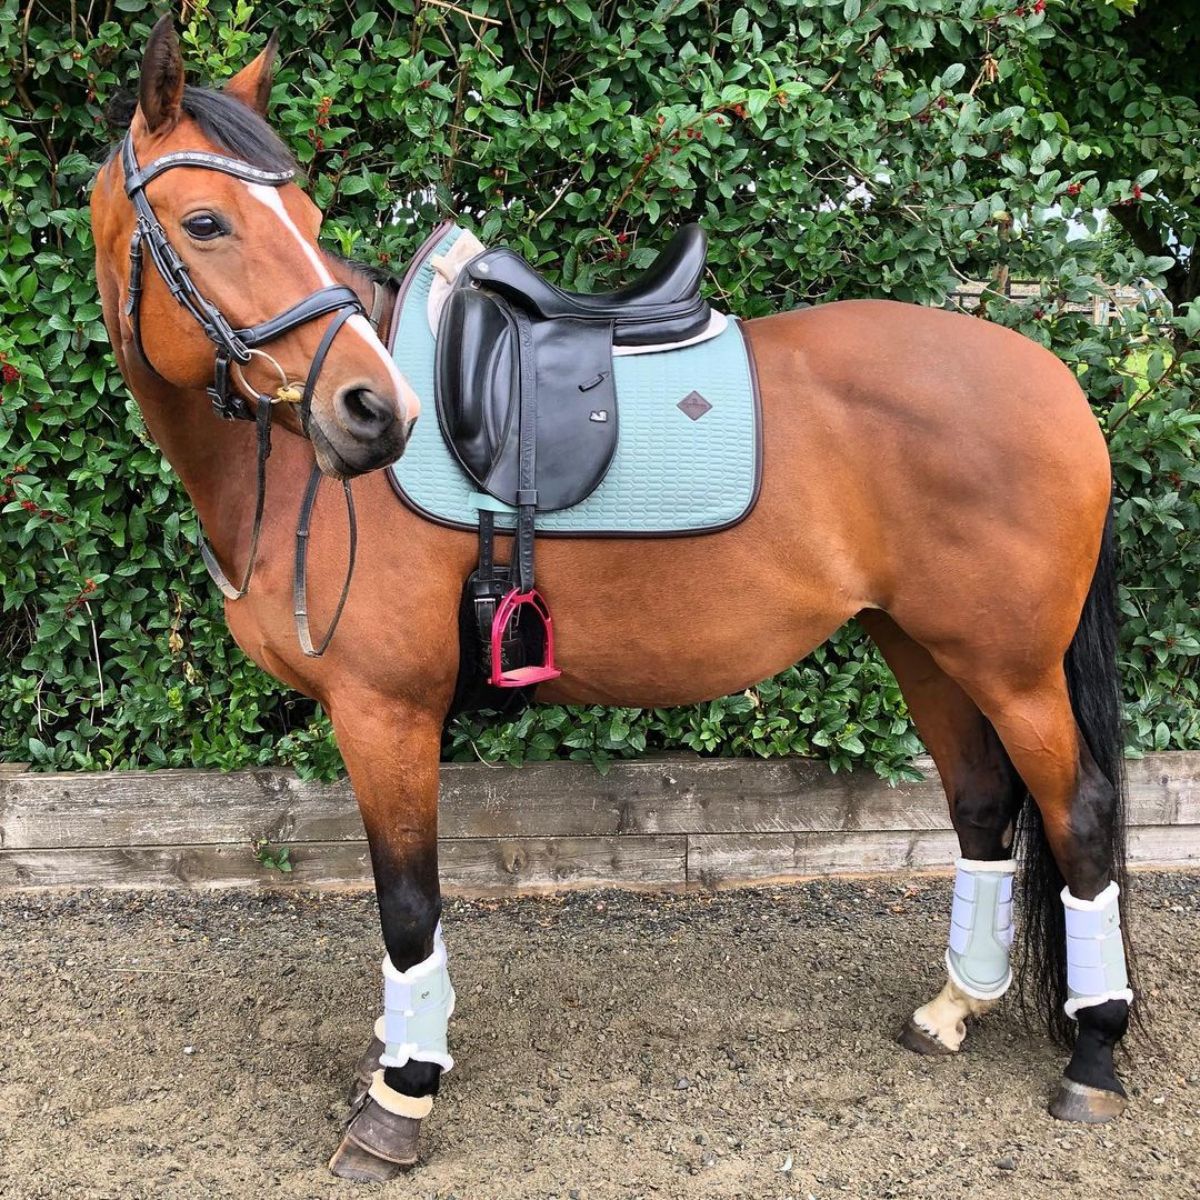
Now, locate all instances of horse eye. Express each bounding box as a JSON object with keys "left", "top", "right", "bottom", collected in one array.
[{"left": 182, "top": 213, "right": 226, "bottom": 240}]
